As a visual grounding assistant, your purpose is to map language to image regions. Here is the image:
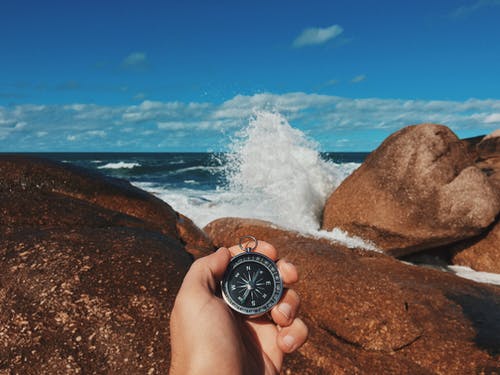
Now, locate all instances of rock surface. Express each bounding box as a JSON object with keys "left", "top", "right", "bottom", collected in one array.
[
  {"left": 476, "top": 129, "right": 500, "bottom": 195},
  {"left": 448, "top": 130, "right": 500, "bottom": 273},
  {"left": 450, "top": 219, "right": 500, "bottom": 274},
  {"left": 0, "top": 156, "right": 199, "bottom": 373},
  {"left": 205, "top": 217, "right": 500, "bottom": 374},
  {"left": 322, "top": 124, "right": 500, "bottom": 257},
  {"left": 478, "top": 129, "right": 500, "bottom": 159}
]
